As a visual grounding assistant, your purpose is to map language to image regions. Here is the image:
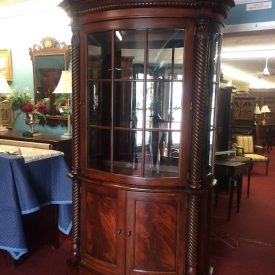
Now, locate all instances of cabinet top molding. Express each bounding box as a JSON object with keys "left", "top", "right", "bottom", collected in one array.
[{"left": 60, "top": 0, "right": 235, "bottom": 20}]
